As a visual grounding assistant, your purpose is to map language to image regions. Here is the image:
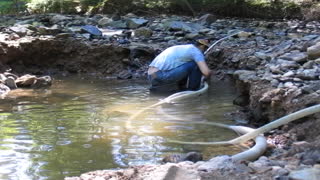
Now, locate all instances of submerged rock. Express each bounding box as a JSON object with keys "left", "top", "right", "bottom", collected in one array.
[
  {"left": 15, "top": 74, "right": 52, "bottom": 88},
  {"left": 15, "top": 74, "right": 37, "bottom": 87},
  {"left": 162, "top": 152, "right": 203, "bottom": 163},
  {"left": 0, "top": 83, "right": 10, "bottom": 98}
]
